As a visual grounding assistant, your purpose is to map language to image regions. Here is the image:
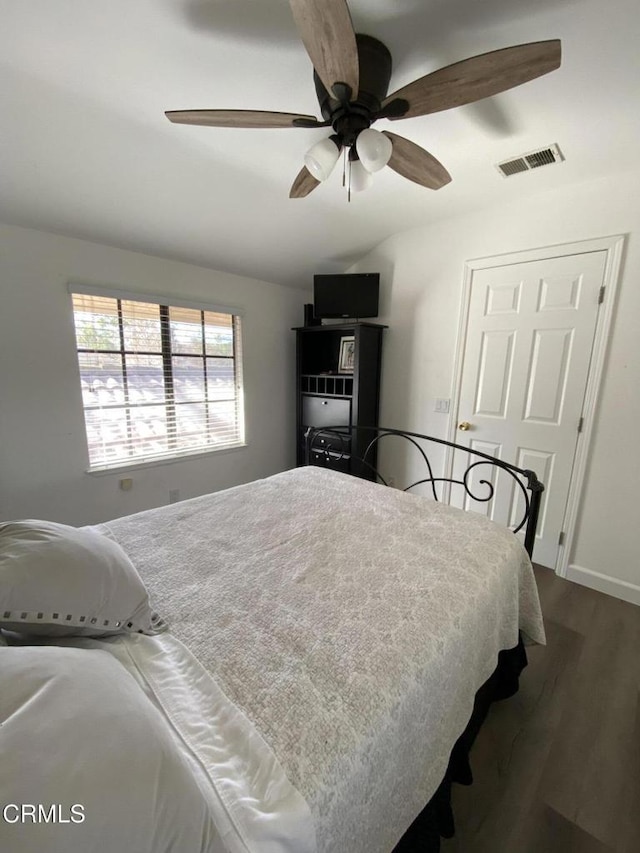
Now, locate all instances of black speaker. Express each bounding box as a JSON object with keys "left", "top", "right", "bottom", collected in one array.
[{"left": 304, "top": 303, "right": 321, "bottom": 327}]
